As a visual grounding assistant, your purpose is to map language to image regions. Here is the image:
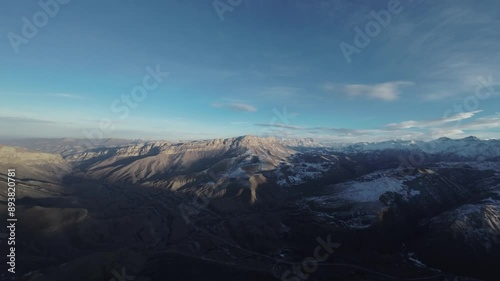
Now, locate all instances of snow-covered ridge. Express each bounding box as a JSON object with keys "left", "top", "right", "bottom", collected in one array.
[
  {"left": 428, "top": 199, "right": 500, "bottom": 252},
  {"left": 278, "top": 137, "right": 322, "bottom": 148},
  {"left": 330, "top": 137, "right": 500, "bottom": 159}
]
